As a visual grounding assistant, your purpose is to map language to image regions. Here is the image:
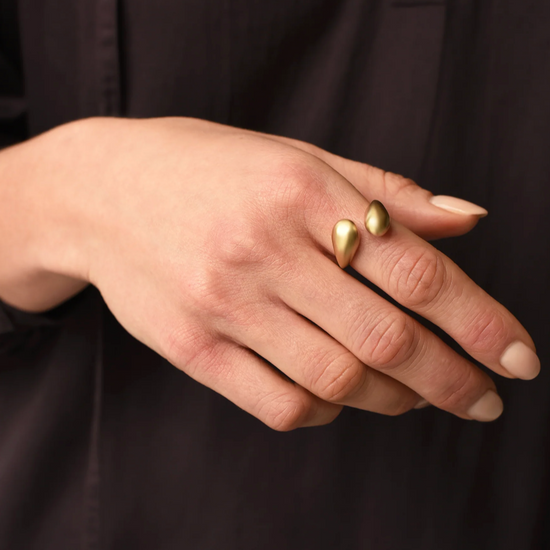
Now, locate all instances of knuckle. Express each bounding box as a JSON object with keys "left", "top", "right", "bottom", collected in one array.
[
  {"left": 162, "top": 322, "right": 219, "bottom": 375},
  {"left": 356, "top": 312, "right": 416, "bottom": 371},
  {"left": 182, "top": 262, "right": 259, "bottom": 329},
  {"left": 183, "top": 265, "right": 230, "bottom": 319},
  {"left": 261, "top": 394, "right": 311, "bottom": 432},
  {"left": 349, "top": 159, "right": 377, "bottom": 183},
  {"left": 211, "top": 217, "right": 272, "bottom": 268},
  {"left": 310, "top": 350, "right": 365, "bottom": 403},
  {"left": 388, "top": 246, "right": 448, "bottom": 309},
  {"left": 434, "top": 366, "right": 477, "bottom": 411},
  {"left": 267, "top": 153, "right": 326, "bottom": 217},
  {"left": 459, "top": 310, "right": 508, "bottom": 354},
  {"left": 382, "top": 171, "right": 422, "bottom": 197},
  {"left": 377, "top": 383, "right": 424, "bottom": 417},
  {"left": 385, "top": 395, "right": 419, "bottom": 417}
]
